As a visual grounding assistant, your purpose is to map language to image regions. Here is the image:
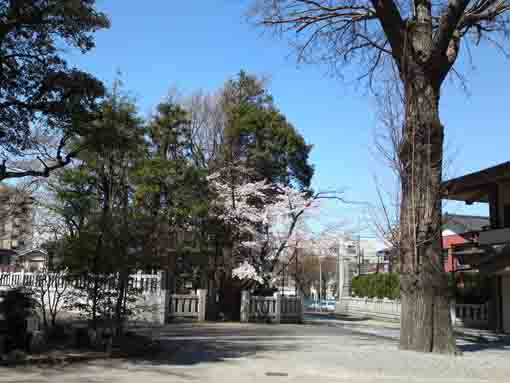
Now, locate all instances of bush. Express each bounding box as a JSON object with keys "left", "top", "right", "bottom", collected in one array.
[
  {"left": 453, "top": 272, "right": 491, "bottom": 304},
  {"left": 351, "top": 273, "right": 400, "bottom": 300},
  {"left": 351, "top": 272, "right": 489, "bottom": 303},
  {"left": 0, "top": 288, "right": 38, "bottom": 353}
]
